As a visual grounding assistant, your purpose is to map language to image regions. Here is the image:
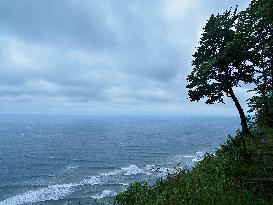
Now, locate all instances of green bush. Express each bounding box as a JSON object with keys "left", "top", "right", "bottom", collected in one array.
[{"left": 114, "top": 130, "right": 273, "bottom": 205}]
